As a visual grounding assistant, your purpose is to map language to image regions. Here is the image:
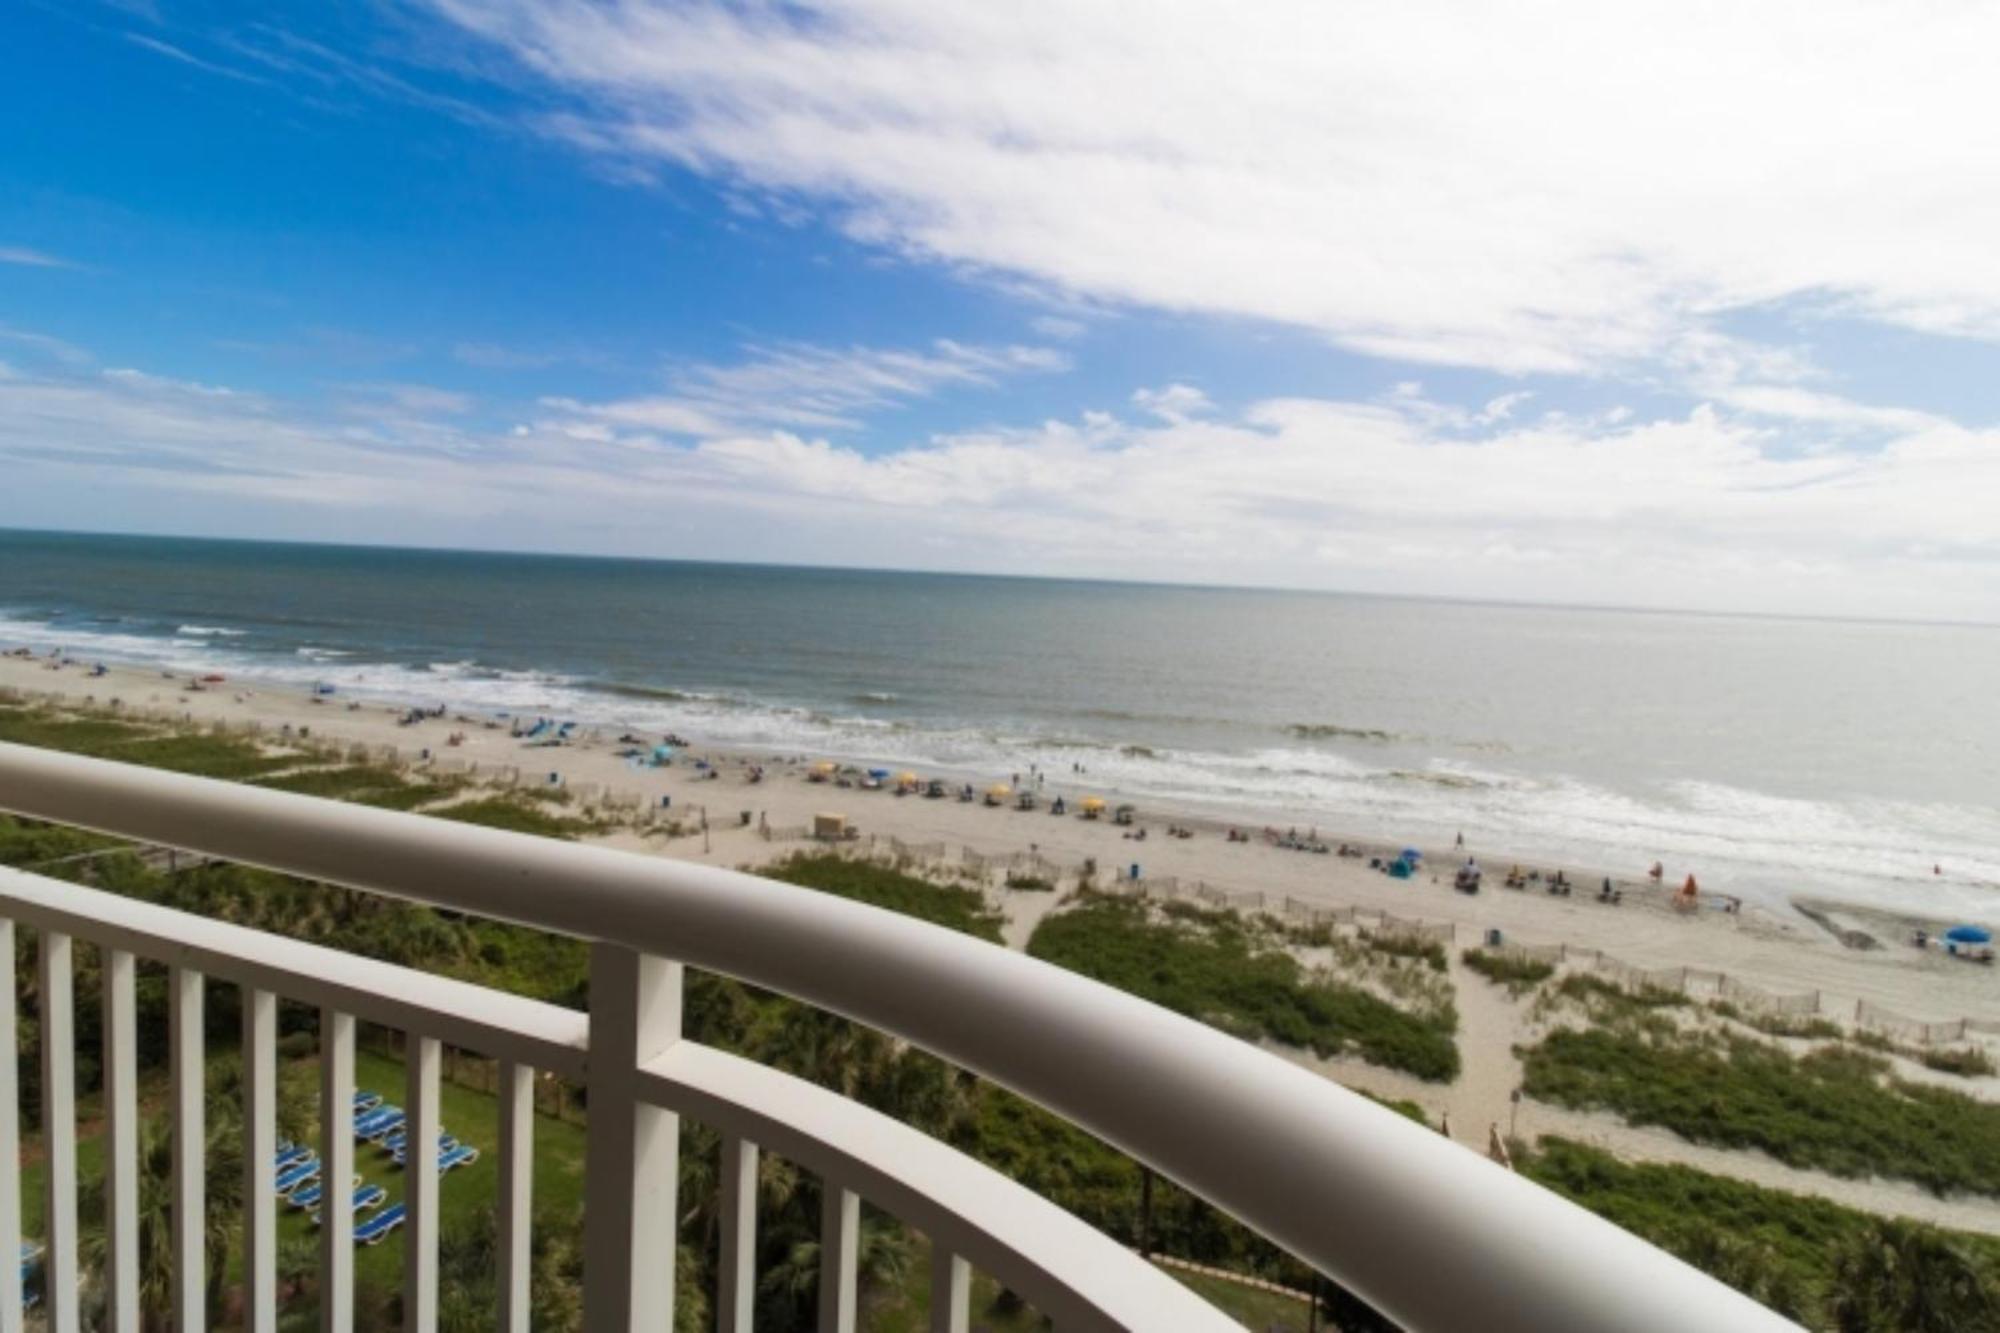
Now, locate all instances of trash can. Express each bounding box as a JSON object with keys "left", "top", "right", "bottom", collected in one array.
[{"left": 1486, "top": 928, "right": 1504, "bottom": 948}]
